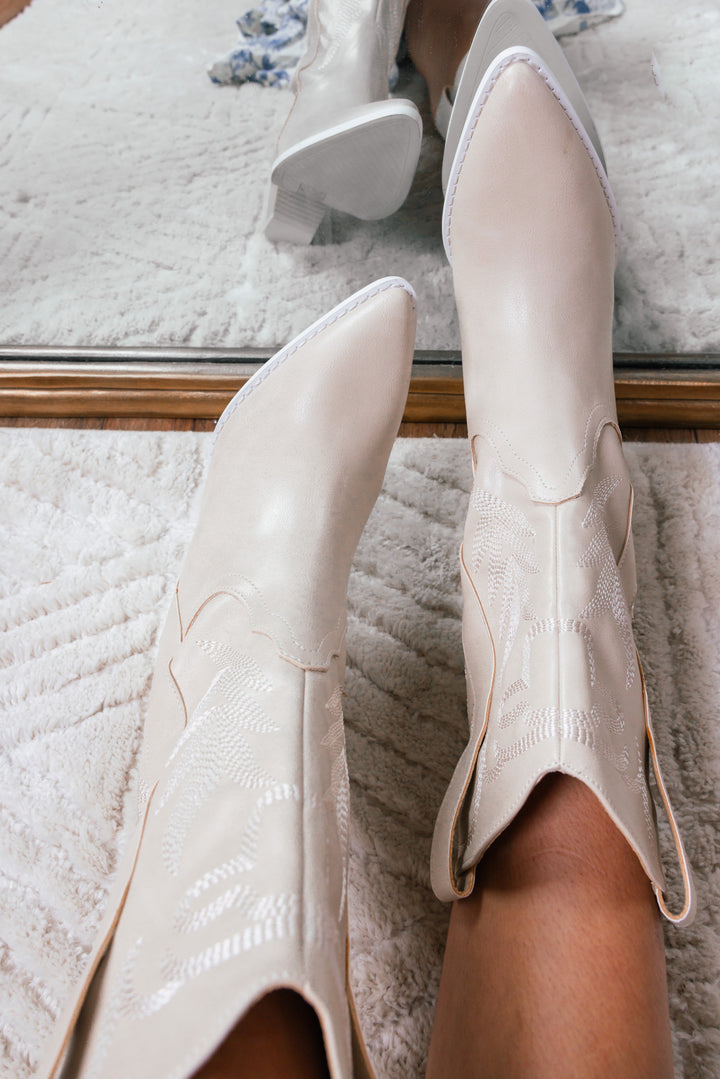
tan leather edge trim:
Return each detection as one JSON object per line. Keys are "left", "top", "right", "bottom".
{"left": 183, "top": 583, "right": 345, "bottom": 672}
{"left": 617, "top": 483, "right": 634, "bottom": 570}
{"left": 443, "top": 544, "right": 496, "bottom": 900}
{"left": 167, "top": 658, "right": 188, "bottom": 729}
{"left": 174, "top": 584, "right": 183, "bottom": 642}
{"left": 639, "top": 660, "right": 697, "bottom": 926}
{"left": 45, "top": 783, "right": 159, "bottom": 1078}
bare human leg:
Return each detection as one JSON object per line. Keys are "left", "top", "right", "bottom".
{"left": 193, "top": 991, "right": 330, "bottom": 1079}
{"left": 404, "top": 0, "right": 492, "bottom": 117}
{"left": 426, "top": 775, "right": 674, "bottom": 1079}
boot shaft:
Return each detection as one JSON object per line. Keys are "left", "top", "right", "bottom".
{"left": 461, "top": 422, "right": 665, "bottom": 890}
{"left": 61, "top": 597, "right": 353, "bottom": 1078}
{"left": 279, "top": 0, "right": 409, "bottom": 152}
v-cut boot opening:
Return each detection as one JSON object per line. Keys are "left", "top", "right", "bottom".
{"left": 191, "top": 989, "right": 331, "bottom": 1079}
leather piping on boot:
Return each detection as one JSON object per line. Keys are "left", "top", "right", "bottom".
{"left": 438, "top": 522, "right": 696, "bottom": 923}
{"left": 167, "top": 659, "right": 188, "bottom": 727}
{"left": 179, "top": 579, "right": 346, "bottom": 673}
{"left": 46, "top": 784, "right": 159, "bottom": 1079}
{"left": 639, "top": 661, "right": 697, "bottom": 926}
{"left": 442, "top": 48, "right": 620, "bottom": 264}
{"left": 214, "top": 277, "right": 416, "bottom": 439}
{"left": 442, "top": 545, "right": 496, "bottom": 900}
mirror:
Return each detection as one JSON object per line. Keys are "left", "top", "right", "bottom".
{"left": 0, "top": 0, "right": 717, "bottom": 401}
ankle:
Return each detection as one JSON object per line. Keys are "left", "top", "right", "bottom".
{"left": 404, "top": 0, "right": 490, "bottom": 115}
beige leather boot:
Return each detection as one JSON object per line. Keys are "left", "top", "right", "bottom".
{"left": 38, "top": 277, "right": 416, "bottom": 1079}
{"left": 265, "top": 0, "right": 422, "bottom": 243}
{"left": 431, "top": 47, "right": 695, "bottom": 925}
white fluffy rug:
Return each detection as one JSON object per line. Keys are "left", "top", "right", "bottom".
{"left": 0, "top": 0, "right": 718, "bottom": 354}
{"left": 1, "top": 429, "right": 719, "bottom": 1079}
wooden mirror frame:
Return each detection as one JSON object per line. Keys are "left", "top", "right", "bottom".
{"left": 0, "top": 349, "right": 719, "bottom": 427}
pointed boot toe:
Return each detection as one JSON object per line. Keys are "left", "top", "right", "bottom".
{"left": 39, "top": 277, "right": 416, "bottom": 1079}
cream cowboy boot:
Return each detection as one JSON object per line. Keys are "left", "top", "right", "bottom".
{"left": 38, "top": 277, "right": 416, "bottom": 1079}
{"left": 266, "top": 0, "right": 422, "bottom": 243}
{"left": 430, "top": 47, "right": 695, "bottom": 924}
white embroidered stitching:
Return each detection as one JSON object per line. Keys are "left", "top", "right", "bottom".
{"left": 466, "top": 468, "right": 646, "bottom": 828}
{"left": 321, "top": 685, "right": 349, "bottom": 921}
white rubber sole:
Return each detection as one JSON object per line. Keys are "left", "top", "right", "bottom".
{"left": 265, "top": 99, "right": 423, "bottom": 244}
{"left": 214, "top": 276, "right": 417, "bottom": 439}
{"left": 441, "top": 0, "right": 606, "bottom": 192}
{"left": 442, "top": 46, "right": 620, "bottom": 264}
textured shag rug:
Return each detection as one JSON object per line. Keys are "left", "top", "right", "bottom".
{"left": 0, "top": 0, "right": 718, "bottom": 354}
{"left": 1, "top": 428, "right": 719, "bottom": 1079}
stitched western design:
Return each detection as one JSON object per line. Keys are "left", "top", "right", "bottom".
{"left": 465, "top": 468, "right": 652, "bottom": 842}
{"left": 81, "top": 788, "right": 304, "bottom": 1078}
{"left": 76, "top": 631, "right": 306, "bottom": 1076}
{"left": 470, "top": 488, "right": 539, "bottom": 678}
{"left": 157, "top": 638, "right": 277, "bottom": 877}
{"left": 321, "top": 685, "right": 350, "bottom": 920}
{"left": 578, "top": 475, "right": 636, "bottom": 690}
{"left": 171, "top": 782, "right": 301, "bottom": 937}
{"left": 482, "top": 705, "right": 630, "bottom": 785}
{"left": 76, "top": 622, "right": 352, "bottom": 1076}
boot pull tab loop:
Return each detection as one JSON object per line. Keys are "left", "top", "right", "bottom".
{"left": 639, "top": 662, "right": 697, "bottom": 926}
{"left": 430, "top": 726, "right": 484, "bottom": 903}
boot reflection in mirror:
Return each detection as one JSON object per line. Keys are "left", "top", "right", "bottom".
{"left": 264, "top": 0, "right": 497, "bottom": 244}
{"left": 404, "top": 0, "right": 493, "bottom": 121}
{"left": 265, "top": 0, "right": 424, "bottom": 243}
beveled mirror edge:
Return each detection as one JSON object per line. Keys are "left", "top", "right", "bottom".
{"left": 0, "top": 351, "right": 719, "bottom": 427}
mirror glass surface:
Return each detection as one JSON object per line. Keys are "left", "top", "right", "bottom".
{"left": 0, "top": 0, "right": 717, "bottom": 365}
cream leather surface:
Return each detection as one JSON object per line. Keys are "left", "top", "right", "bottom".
{"left": 431, "top": 55, "right": 695, "bottom": 923}
{"left": 38, "top": 278, "right": 417, "bottom": 1079}
{"left": 458, "top": 422, "right": 665, "bottom": 886}
{"left": 267, "top": 0, "right": 422, "bottom": 241}
{"left": 276, "top": 0, "right": 410, "bottom": 158}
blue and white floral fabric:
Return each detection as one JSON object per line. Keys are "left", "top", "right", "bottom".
{"left": 534, "top": 0, "right": 624, "bottom": 36}
{"left": 209, "top": 1, "right": 307, "bottom": 87}
{"left": 208, "top": 0, "right": 624, "bottom": 87}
